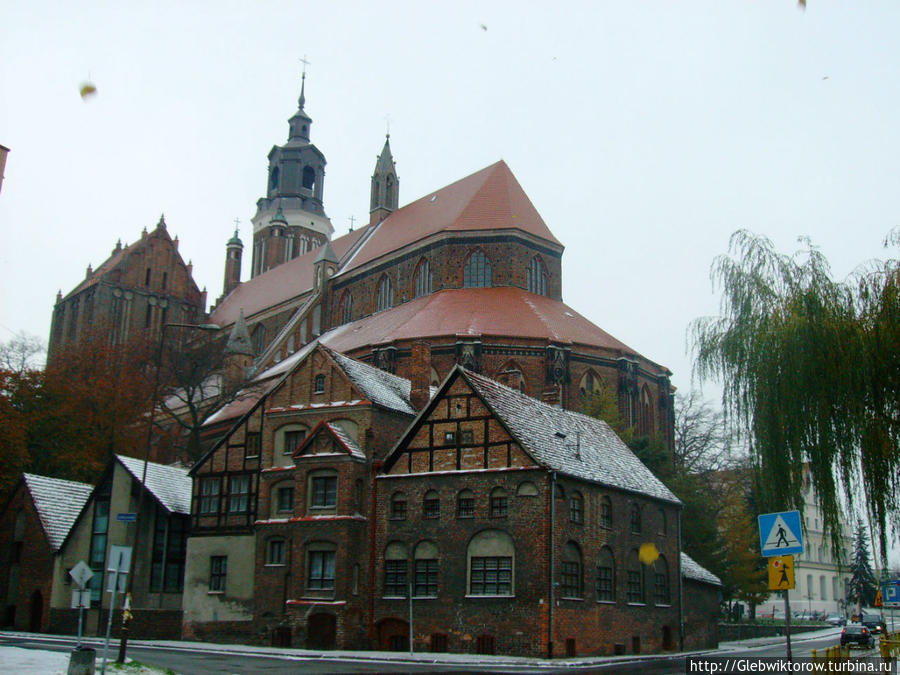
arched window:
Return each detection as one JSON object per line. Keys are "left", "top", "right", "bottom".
{"left": 302, "top": 165, "right": 316, "bottom": 190}
{"left": 375, "top": 275, "right": 394, "bottom": 312}
{"left": 489, "top": 487, "right": 508, "bottom": 518}
{"left": 561, "top": 542, "right": 583, "bottom": 598}
{"left": 638, "top": 386, "right": 654, "bottom": 437}
{"left": 269, "top": 166, "right": 280, "bottom": 191}
{"left": 339, "top": 291, "right": 353, "bottom": 324}
{"left": 570, "top": 492, "right": 584, "bottom": 524}
{"left": 468, "top": 530, "right": 514, "bottom": 596}
{"left": 630, "top": 504, "right": 642, "bottom": 534}
{"left": 654, "top": 555, "right": 670, "bottom": 605}
{"left": 516, "top": 481, "right": 538, "bottom": 497}
{"left": 527, "top": 256, "right": 548, "bottom": 296}
{"left": 423, "top": 490, "right": 440, "bottom": 519}
{"left": 626, "top": 549, "right": 644, "bottom": 603}
{"left": 251, "top": 323, "right": 266, "bottom": 355}
{"left": 597, "top": 546, "right": 616, "bottom": 602}
{"left": 390, "top": 492, "right": 407, "bottom": 520}
{"left": 456, "top": 489, "right": 474, "bottom": 519}
{"left": 600, "top": 496, "right": 612, "bottom": 529}
{"left": 495, "top": 361, "right": 526, "bottom": 393}
{"left": 579, "top": 370, "right": 603, "bottom": 399}
{"left": 464, "top": 250, "right": 492, "bottom": 288}
{"left": 414, "top": 258, "right": 432, "bottom": 298}
{"left": 414, "top": 540, "right": 439, "bottom": 597}
{"left": 384, "top": 541, "right": 408, "bottom": 597}
{"left": 276, "top": 424, "right": 308, "bottom": 456}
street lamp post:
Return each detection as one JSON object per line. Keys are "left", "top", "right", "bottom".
{"left": 115, "top": 322, "right": 218, "bottom": 665}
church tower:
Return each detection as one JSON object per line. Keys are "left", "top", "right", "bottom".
{"left": 250, "top": 71, "right": 333, "bottom": 278}
{"left": 369, "top": 135, "right": 399, "bottom": 225}
{"left": 222, "top": 228, "right": 243, "bottom": 298}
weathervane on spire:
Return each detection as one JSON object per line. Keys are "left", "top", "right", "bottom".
{"left": 298, "top": 55, "right": 310, "bottom": 109}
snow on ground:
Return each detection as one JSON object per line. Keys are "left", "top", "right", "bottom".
{"left": 0, "top": 645, "right": 172, "bottom": 675}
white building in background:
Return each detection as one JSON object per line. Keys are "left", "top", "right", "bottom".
{"left": 763, "top": 465, "right": 853, "bottom": 617}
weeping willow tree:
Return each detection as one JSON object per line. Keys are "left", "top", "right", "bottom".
{"left": 691, "top": 229, "right": 900, "bottom": 564}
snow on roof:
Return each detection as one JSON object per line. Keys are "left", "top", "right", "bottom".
{"left": 23, "top": 474, "right": 93, "bottom": 552}
{"left": 460, "top": 368, "right": 680, "bottom": 504}
{"left": 325, "top": 422, "right": 366, "bottom": 460}
{"left": 325, "top": 346, "right": 416, "bottom": 416}
{"left": 116, "top": 455, "right": 192, "bottom": 515}
{"left": 680, "top": 552, "right": 722, "bottom": 586}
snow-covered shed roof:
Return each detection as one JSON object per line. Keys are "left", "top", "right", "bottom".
{"left": 325, "top": 346, "right": 416, "bottom": 416}
{"left": 22, "top": 474, "right": 93, "bottom": 552}
{"left": 680, "top": 552, "right": 722, "bottom": 586}
{"left": 116, "top": 455, "right": 192, "bottom": 515}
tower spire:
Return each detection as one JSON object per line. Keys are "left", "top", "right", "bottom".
{"left": 298, "top": 55, "right": 310, "bottom": 110}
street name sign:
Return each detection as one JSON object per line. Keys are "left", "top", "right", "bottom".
{"left": 116, "top": 512, "right": 137, "bottom": 522}
{"left": 758, "top": 510, "right": 803, "bottom": 557}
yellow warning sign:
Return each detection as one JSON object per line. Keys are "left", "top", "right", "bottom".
{"left": 768, "top": 555, "right": 795, "bottom": 591}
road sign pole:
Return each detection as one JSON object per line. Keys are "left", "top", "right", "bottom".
{"left": 77, "top": 597, "right": 83, "bottom": 648}
{"left": 784, "top": 591, "right": 792, "bottom": 662}
{"left": 101, "top": 571, "right": 118, "bottom": 675}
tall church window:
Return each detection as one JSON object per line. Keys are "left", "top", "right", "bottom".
{"left": 375, "top": 275, "right": 394, "bottom": 312}
{"left": 527, "top": 256, "right": 548, "bottom": 296}
{"left": 414, "top": 259, "right": 432, "bottom": 298}
{"left": 654, "top": 555, "right": 670, "bottom": 605}
{"left": 302, "top": 166, "right": 316, "bottom": 190}
{"left": 251, "top": 324, "right": 266, "bottom": 355}
{"left": 339, "top": 291, "right": 353, "bottom": 324}
{"left": 638, "top": 386, "right": 654, "bottom": 437}
{"left": 596, "top": 546, "right": 616, "bottom": 602}
{"left": 464, "top": 250, "right": 492, "bottom": 288}
{"left": 386, "top": 175, "right": 394, "bottom": 206}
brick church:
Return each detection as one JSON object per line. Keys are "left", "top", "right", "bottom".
{"left": 36, "top": 74, "right": 720, "bottom": 657}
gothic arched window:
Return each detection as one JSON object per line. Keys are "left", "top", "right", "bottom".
{"left": 464, "top": 250, "right": 492, "bottom": 288}
{"left": 339, "top": 291, "right": 353, "bottom": 324}
{"left": 302, "top": 166, "right": 316, "bottom": 190}
{"left": 527, "top": 256, "right": 548, "bottom": 296}
{"left": 251, "top": 324, "right": 266, "bottom": 355}
{"left": 414, "top": 259, "right": 432, "bottom": 298}
{"left": 375, "top": 275, "right": 394, "bottom": 312}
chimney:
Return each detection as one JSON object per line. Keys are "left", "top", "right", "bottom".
{"left": 410, "top": 341, "right": 431, "bottom": 411}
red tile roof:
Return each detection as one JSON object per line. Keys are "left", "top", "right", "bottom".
{"left": 322, "top": 286, "right": 651, "bottom": 362}
{"left": 210, "top": 225, "right": 371, "bottom": 328}
{"left": 339, "top": 161, "right": 562, "bottom": 274}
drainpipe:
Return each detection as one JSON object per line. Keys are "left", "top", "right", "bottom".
{"left": 548, "top": 470, "right": 557, "bottom": 659}
{"left": 367, "top": 460, "right": 382, "bottom": 646}
{"left": 678, "top": 506, "right": 684, "bottom": 651}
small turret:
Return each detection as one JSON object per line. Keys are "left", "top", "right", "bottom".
{"left": 370, "top": 134, "right": 399, "bottom": 225}
{"left": 313, "top": 241, "right": 339, "bottom": 291}
{"left": 224, "top": 308, "right": 254, "bottom": 390}
{"left": 223, "top": 227, "right": 243, "bottom": 297}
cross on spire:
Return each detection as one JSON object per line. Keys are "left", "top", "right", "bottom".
{"left": 298, "top": 55, "right": 310, "bottom": 109}
{"left": 384, "top": 113, "right": 392, "bottom": 137}
{"left": 349, "top": 215, "right": 356, "bottom": 231}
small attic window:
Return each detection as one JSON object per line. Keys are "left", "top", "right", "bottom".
{"left": 314, "top": 374, "right": 326, "bottom": 394}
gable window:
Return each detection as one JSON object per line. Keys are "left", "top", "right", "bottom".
{"left": 309, "top": 473, "right": 337, "bottom": 509}
{"left": 456, "top": 490, "right": 475, "bottom": 519}
{"left": 597, "top": 546, "right": 615, "bottom": 602}
{"left": 464, "top": 250, "right": 492, "bottom": 288}
{"left": 375, "top": 275, "right": 394, "bottom": 312}
{"left": 384, "top": 541, "right": 408, "bottom": 598}
{"left": 570, "top": 492, "right": 584, "bottom": 524}
{"left": 423, "top": 491, "right": 440, "bottom": 519}
{"left": 277, "top": 486, "right": 294, "bottom": 512}
{"left": 209, "top": 555, "right": 227, "bottom": 592}
{"left": 307, "top": 544, "right": 336, "bottom": 592}
{"left": 228, "top": 475, "right": 251, "bottom": 514}
{"left": 199, "top": 477, "right": 221, "bottom": 515}
{"left": 314, "top": 374, "right": 325, "bottom": 394}
{"left": 267, "top": 539, "right": 286, "bottom": 566}
{"left": 527, "top": 256, "right": 548, "bottom": 296}
{"left": 489, "top": 487, "right": 508, "bottom": 518}
{"left": 245, "top": 432, "right": 261, "bottom": 459}
{"left": 444, "top": 431, "right": 455, "bottom": 444}
{"left": 561, "top": 542, "right": 583, "bottom": 599}
{"left": 414, "top": 259, "right": 432, "bottom": 298}
{"left": 600, "top": 496, "right": 612, "bottom": 529}
{"left": 630, "top": 505, "right": 642, "bottom": 534}
{"left": 468, "top": 530, "right": 514, "bottom": 596}
{"left": 390, "top": 492, "right": 407, "bottom": 520}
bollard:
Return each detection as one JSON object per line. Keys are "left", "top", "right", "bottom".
{"left": 67, "top": 645, "right": 96, "bottom": 675}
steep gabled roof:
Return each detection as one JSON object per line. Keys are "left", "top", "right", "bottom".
{"left": 324, "top": 346, "right": 416, "bottom": 415}
{"left": 116, "top": 455, "right": 192, "bottom": 515}
{"left": 681, "top": 552, "right": 722, "bottom": 586}
{"left": 339, "top": 160, "right": 562, "bottom": 275}
{"left": 22, "top": 474, "right": 93, "bottom": 552}
{"left": 391, "top": 367, "right": 679, "bottom": 504}
{"left": 293, "top": 421, "right": 366, "bottom": 461}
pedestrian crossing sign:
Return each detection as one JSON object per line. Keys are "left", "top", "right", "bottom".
{"left": 758, "top": 510, "right": 803, "bottom": 557}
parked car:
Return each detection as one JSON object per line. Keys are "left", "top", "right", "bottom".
{"left": 825, "top": 613, "right": 846, "bottom": 626}
{"left": 840, "top": 625, "right": 875, "bottom": 649}
{"left": 860, "top": 614, "right": 885, "bottom": 634}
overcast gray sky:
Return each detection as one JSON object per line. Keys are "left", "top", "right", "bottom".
{"left": 2, "top": 0, "right": 899, "bottom": 403}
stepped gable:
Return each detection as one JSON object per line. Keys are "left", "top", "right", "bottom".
{"left": 456, "top": 367, "right": 679, "bottom": 504}
{"left": 210, "top": 225, "right": 371, "bottom": 329}
{"left": 339, "top": 160, "right": 562, "bottom": 275}
{"left": 22, "top": 474, "right": 93, "bottom": 551}
{"left": 681, "top": 552, "right": 722, "bottom": 586}
{"left": 323, "top": 286, "right": 652, "bottom": 361}
{"left": 116, "top": 455, "right": 192, "bottom": 515}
